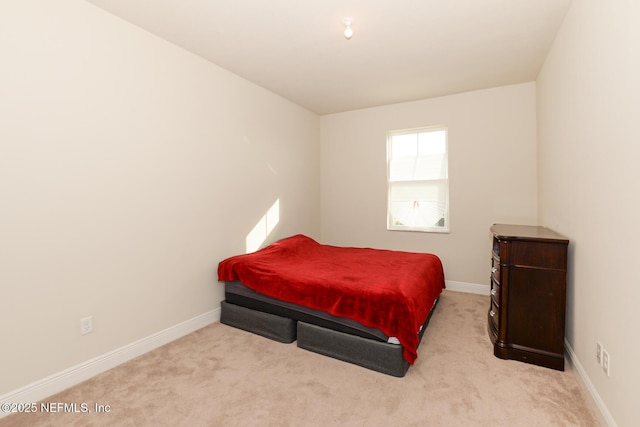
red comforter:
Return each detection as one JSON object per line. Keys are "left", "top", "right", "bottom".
{"left": 217, "top": 235, "right": 445, "bottom": 364}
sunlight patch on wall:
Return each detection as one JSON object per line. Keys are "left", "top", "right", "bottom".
{"left": 245, "top": 199, "right": 280, "bottom": 253}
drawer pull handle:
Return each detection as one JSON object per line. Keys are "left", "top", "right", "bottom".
{"left": 490, "top": 310, "right": 496, "bottom": 317}
{"left": 490, "top": 289, "right": 497, "bottom": 296}
{"left": 492, "top": 267, "right": 497, "bottom": 273}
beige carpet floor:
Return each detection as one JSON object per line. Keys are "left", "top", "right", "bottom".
{"left": 1, "top": 291, "right": 600, "bottom": 426}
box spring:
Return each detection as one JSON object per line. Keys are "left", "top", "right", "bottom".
{"left": 220, "top": 301, "right": 296, "bottom": 343}
{"left": 221, "top": 281, "right": 439, "bottom": 377}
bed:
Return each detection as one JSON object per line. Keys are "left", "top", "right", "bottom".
{"left": 217, "top": 234, "right": 445, "bottom": 377}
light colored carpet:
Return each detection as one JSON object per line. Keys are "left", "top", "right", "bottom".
{"left": 1, "top": 291, "right": 600, "bottom": 426}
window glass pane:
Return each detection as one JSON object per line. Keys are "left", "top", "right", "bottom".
{"left": 390, "top": 133, "right": 417, "bottom": 158}
{"left": 389, "top": 157, "right": 415, "bottom": 180}
{"left": 389, "top": 129, "right": 447, "bottom": 181}
{"left": 414, "top": 154, "right": 447, "bottom": 180}
{"left": 389, "top": 181, "right": 447, "bottom": 228}
{"left": 418, "top": 130, "right": 446, "bottom": 155}
{"left": 391, "top": 154, "right": 447, "bottom": 181}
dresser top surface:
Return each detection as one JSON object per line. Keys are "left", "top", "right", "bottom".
{"left": 491, "top": 224, "right": 569, "bottom": 243}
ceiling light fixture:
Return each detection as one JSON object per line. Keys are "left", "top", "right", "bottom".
{"left": 343, "top": 18, "right": 354, "bottom": 40}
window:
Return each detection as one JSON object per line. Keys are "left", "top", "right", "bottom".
{"left": 387, "top": 127, "right": 449, "bottom": 233}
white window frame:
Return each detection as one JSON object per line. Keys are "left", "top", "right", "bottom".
{"left": 386, "top": 126, "right": 450, "bottom": 233}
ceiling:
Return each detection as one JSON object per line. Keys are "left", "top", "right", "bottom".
{"left": 84, "top": 0, "right": 571, "bottom": 115}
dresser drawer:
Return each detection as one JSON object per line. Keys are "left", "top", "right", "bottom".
{"left": 489, "top": 299, "right": 499, "bottom": 331}
{"left": 490, "top": 279, "right": 500, "bottom": 305}
{"left": 492, "top": 237, "right": 500, "bottom": 259}
{"left": 491, "top": 258, "right": 500, "bottom": 283}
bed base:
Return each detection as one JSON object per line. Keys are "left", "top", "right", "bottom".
{"left": 220, "top": 297, "right": 439, "bottom": 377}
{"left": 220, "top": 301, "right": 296, "bottom": 343}
{"left": 297, "top": 321, "right": 409, "bottom": 377}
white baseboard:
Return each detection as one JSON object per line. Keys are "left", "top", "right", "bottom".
{"left": 564, "top": 339, "right": 617, "bottom": 427}
{"left": 0, "top": 308, "right": 220, "bottom": 419}
{"left": 445, "top": 280, "right": 490, "bottom": 295}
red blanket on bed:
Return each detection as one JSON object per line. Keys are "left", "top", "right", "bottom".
{"left": 217, "top": 235, "right": 445, "bottom": 364}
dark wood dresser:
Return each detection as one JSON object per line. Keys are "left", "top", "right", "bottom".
{"left": 488, "top": 224, "right": 569, "bottom": 370}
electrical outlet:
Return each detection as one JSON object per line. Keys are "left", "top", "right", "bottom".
{"left": 596, "top": 342, "right": 603, "bottom": 366}
{"left": 80, "top": 316, "right": 93, "bottom": 335}
{"left": 602, "top": 349, "right": 610, "bottom": 376}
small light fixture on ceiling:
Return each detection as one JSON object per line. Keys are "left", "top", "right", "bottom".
{"left": 343, "top": 18, "right": 354, "bottom": 40}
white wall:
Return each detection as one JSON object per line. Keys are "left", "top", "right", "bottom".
{"left": 320, "top": 83, "right": 538, "bottom": 285}
{"left": 537, "top": 1, "right": 640, "bottom": 425}
{"left": 0, "top": 0, "right": 320, "bottom": 394}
